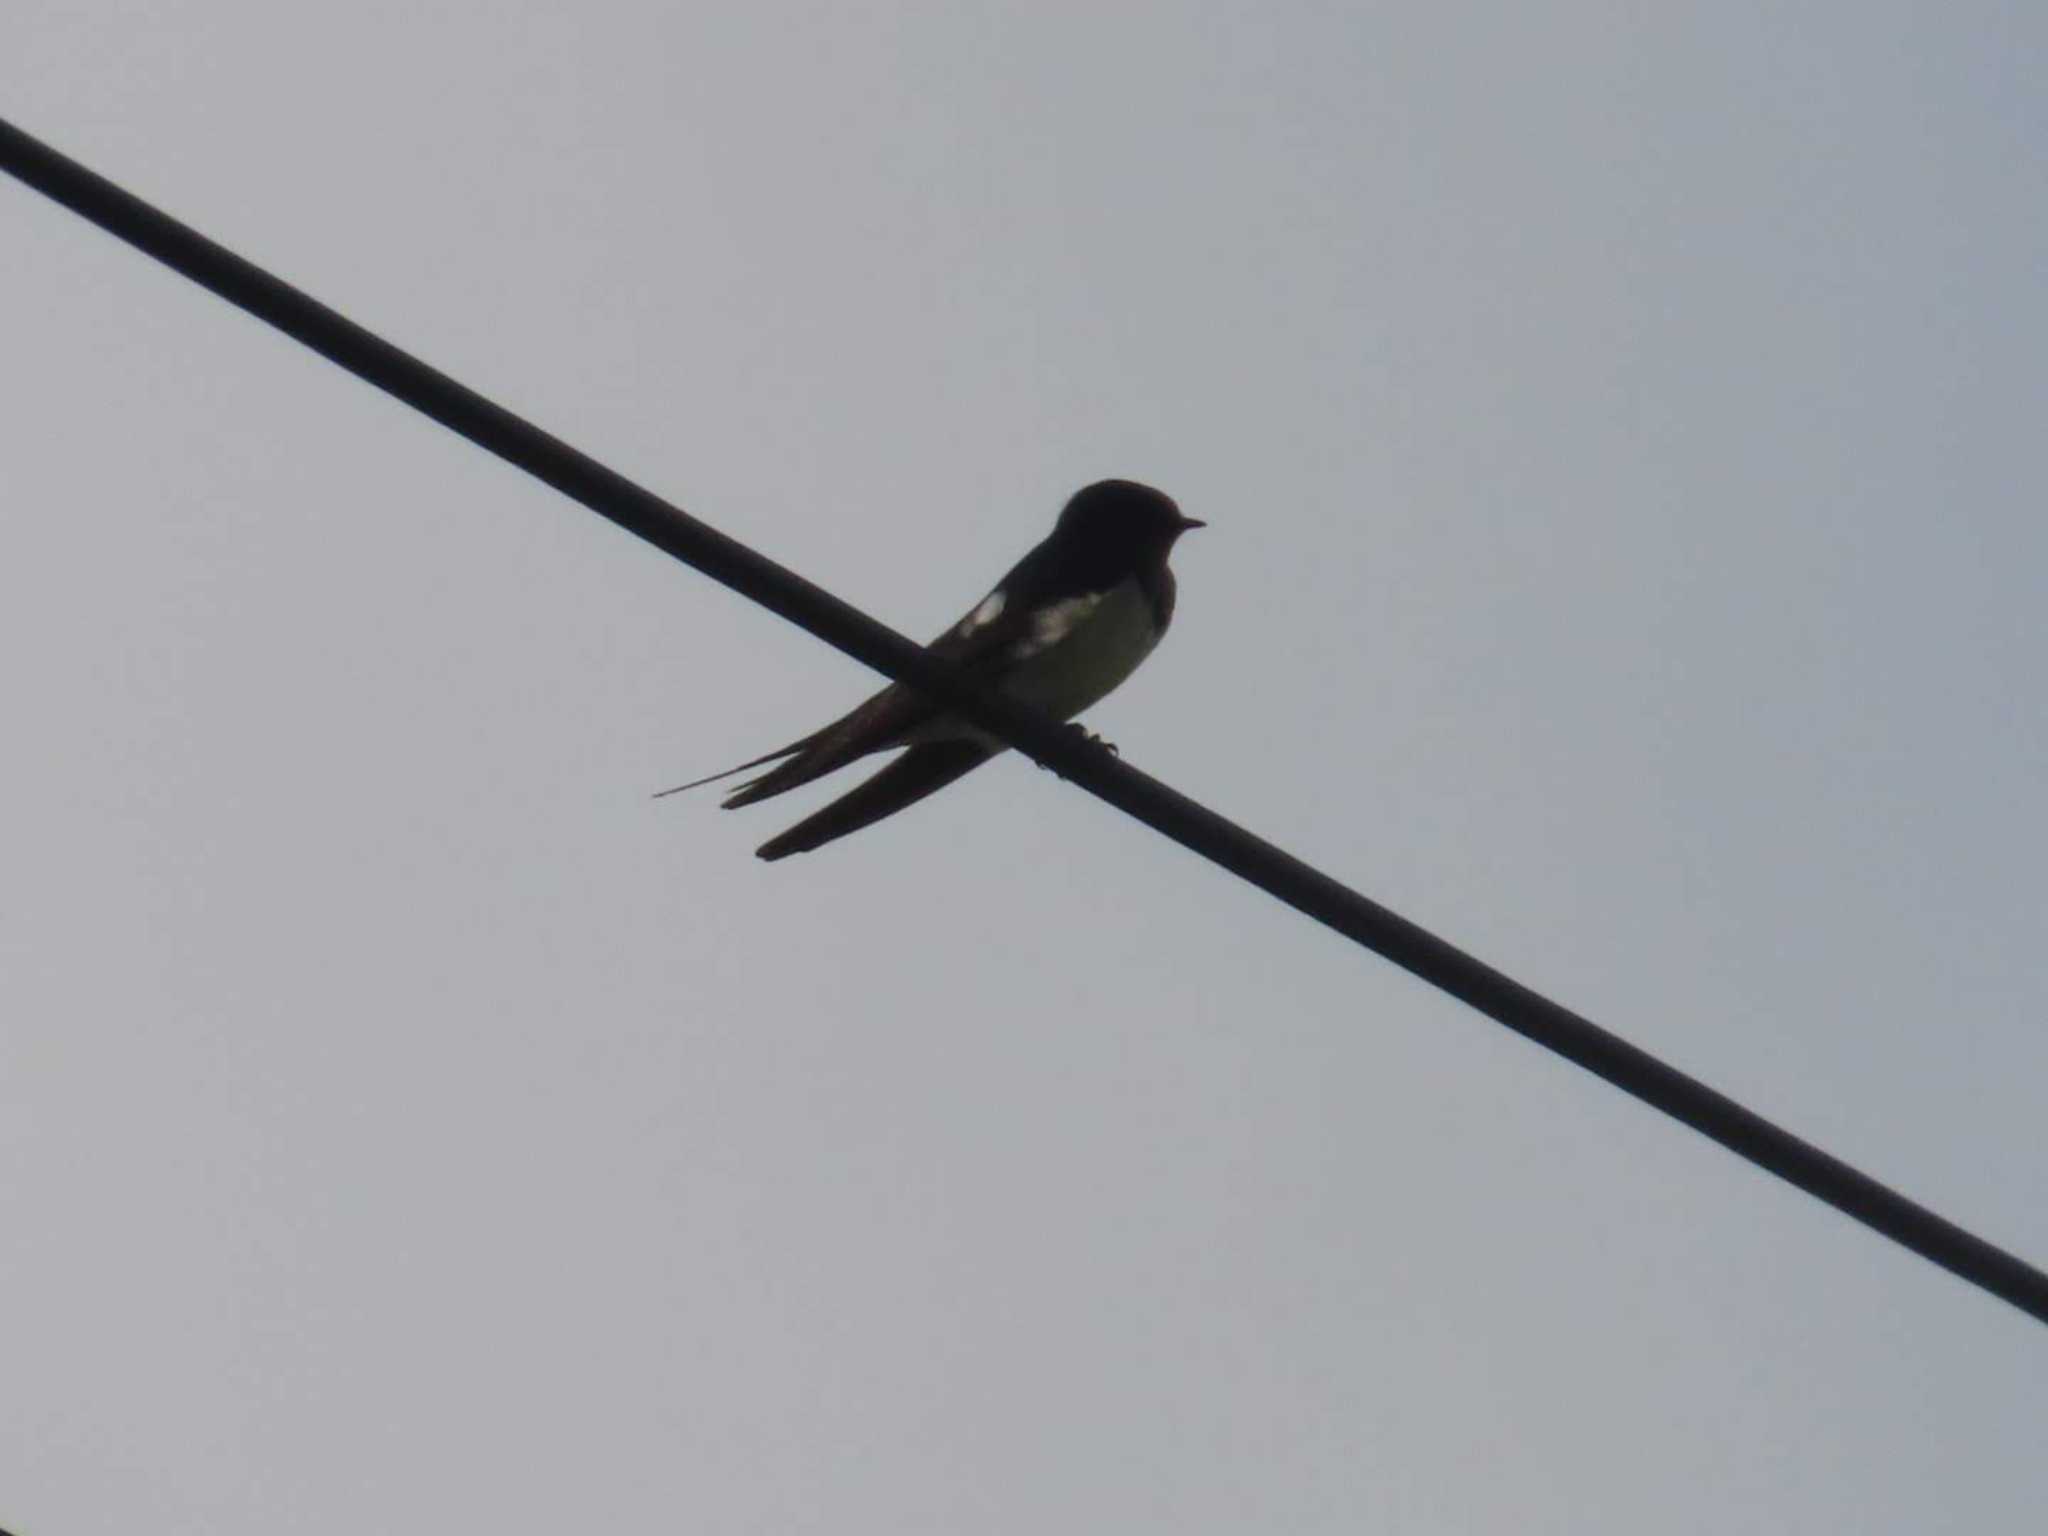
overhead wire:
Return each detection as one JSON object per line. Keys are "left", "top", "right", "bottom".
{"left": 5, "top": 116, "right": 2042, "bottom": 1327}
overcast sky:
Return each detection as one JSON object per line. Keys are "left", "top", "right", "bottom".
{"left": 5, "top": 3, "right": 2045, "bottom": 1532}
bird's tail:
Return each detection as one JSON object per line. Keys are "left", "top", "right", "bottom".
{"left": 756, "top": 740, "right": 993, "bottom": 860}
{"left": 651, "top": 737, "right": 813, "bottom": 799}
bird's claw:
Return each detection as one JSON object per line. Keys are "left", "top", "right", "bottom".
{"left": 1038, "top": 724, "right": 1119, "bottom": 775}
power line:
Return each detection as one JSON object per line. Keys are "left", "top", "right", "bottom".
{"left": 5, "top": 115, "right": 2042, "bottom": 1328}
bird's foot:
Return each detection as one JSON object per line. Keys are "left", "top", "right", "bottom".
{"left": 1038, "top": 724, "right": 1119, "bottom": 775}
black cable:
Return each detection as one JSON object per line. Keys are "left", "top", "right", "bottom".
{"left": 6, "top": 115, "right": 2042, "bottom": 1327}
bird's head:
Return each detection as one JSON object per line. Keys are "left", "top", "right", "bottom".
{"left": 1054, "top": 480, "right": 1204, "bottom": 559}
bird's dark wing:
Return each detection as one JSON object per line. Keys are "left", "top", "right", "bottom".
{"left": 754, "top": 739, "right": 996, "bottom": 861}
{"left": 658, "top": 543, "right": 1057, "bottom": 808}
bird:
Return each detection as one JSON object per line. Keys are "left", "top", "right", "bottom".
{"left": 657, "top": 479, "right": 1203, "bottom": 860}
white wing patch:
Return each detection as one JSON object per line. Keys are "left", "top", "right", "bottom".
{"left": 962, "top": 590, "right": 1007, "bottom": 634}
{"left": 1014, "top": 592, "right": 1105, "bottom": 659}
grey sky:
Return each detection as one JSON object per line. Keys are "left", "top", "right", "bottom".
{"left": 5, "top": 3, "right": 2045, "bottom": 1531}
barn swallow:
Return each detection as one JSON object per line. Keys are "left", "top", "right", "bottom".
{"left": 657, "top": 479, "right": 1201, "bottom": 860}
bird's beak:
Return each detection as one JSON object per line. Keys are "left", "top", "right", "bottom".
{"left": 1177, "top": 515, "right": 1206, "bottom": 532}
